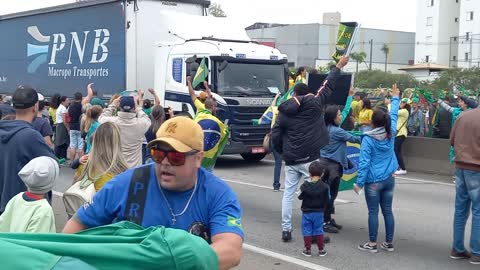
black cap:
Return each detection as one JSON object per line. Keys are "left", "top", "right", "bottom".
{"left": 12, "top": 85, "right": 38, "bottom": 109}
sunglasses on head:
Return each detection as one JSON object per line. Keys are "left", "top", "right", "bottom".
{"left": 150, "top": 148, "right": 198, "bottom": 166}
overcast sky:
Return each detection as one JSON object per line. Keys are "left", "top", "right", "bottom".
{"left": 0, "top": 0, "right": 417, "bottom": 32}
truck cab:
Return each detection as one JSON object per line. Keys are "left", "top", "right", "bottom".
{"left": 154, "top": 38, "right": 288, "bottom": 161}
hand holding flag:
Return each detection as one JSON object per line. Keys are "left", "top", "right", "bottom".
{"left": 192, "top": 58, "right": 209, "bottom": 88}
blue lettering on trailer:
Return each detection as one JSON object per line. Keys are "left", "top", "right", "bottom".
{"left": 0, "top": 2, "right": 126, "bottom": 97}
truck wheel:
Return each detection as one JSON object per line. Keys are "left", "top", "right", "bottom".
{"left": 241, "top": 153, "right": 266, "bottom": 162}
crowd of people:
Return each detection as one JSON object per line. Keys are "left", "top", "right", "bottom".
{"left": 0, "top": 83, "right": 241, "bottom": 269}
{"left": 0, "top": 54, "right": 479, "bottom": 267}
{"left": 270, "top": 58, "right": 479, "bottom": 264}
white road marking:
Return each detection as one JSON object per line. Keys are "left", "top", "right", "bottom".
{"left": 243, "top": 243, "right": 334, "bottom": 270}
{"left": 395, "top": 176, "right": 455, "bottom": 187}
{"left": 223, "top": 179, "right": 351, "bottom": 204}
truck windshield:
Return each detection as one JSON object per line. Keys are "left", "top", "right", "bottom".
{"left": 215, "top": 62, "right": 285, "bottom": 97}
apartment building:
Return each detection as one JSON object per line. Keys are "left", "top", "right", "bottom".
{"left": 416, "top": 0, "right": 480, "bottom": 68}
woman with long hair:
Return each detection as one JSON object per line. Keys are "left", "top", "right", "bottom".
{"left": 81, "top": 105, "right": 103, "bottom": 154}
{"left": 358, "top": 97, "right": 373, "bottom": 132}
{"left": 48, "top": 93, "right": 61, "bottom": 136}
{"left": 320, "top": 103, "right": 361, "bottom": 233}
{"left": 354, "top": 84, "right": 401, "bottom": 253}
{"left": 294, "top": 67, "right": 307, "bottom": 84}
{"left": 75, "top": 122, "right": 128, "bottom": 191}
{"left": 394, "top": 98, "right": 410, "bottom": 175}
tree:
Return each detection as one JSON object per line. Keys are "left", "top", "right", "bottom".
{"left": 350, "top": 52, "right": 367, "bottom": 73}
{"left": 381, "top": 44, "right": 390, "bottom": 72}
{"left": 208, "top": 2, "right": 227, "bottom": 17}
{"left": 355, "top": 70, "right": 417, "bottom": 90}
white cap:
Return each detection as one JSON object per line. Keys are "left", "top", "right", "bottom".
{"left": 18, "top": 156, "right": 59, "bottom": 194}
{"left": 37, "top": 93, "right": 45, "bottom": 101}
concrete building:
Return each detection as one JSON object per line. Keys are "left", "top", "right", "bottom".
{"left": 416, "top": 0, "right": 480, "bottom": 68}
{"left": 246, "top": 22, "right": 415, "bottom": 74}
{"left": 415, "top": 0, "right": 459, "bottom": 66}
{"left": 454, "top": 0, "right": 480, "bottom": 67}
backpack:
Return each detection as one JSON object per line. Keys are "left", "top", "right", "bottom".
{"left": 62, "top": 174, "right": 96, "bottom": 219}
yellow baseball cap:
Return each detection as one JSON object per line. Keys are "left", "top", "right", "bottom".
{"left": 198, "top": 91, "right": 208, "bottom": 100}
{"left": 147, "top": 117, "right": 204, "bottom": 152}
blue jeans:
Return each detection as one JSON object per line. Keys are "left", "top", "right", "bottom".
{"left": 271, "top": 141, "right": 282, "bottom": 189}
{"left": 282, "top": 162, "right": 311, "bottom": 231}
{"left": 302, "top": 212, "right": 324, "bottom": 236}
{"left": 364, "top": 176, "right": 395, "bottom": 243}
{"left": 453, "top": 169, "right": 480, "bottom": 256}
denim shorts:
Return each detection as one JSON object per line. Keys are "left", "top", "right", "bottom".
{"left": 69, "top": 130, "right": 84, "bottom": 150}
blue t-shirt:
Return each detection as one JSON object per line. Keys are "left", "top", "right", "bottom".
{"left": 77, "top": 165, "right": 244, "bottom": 241}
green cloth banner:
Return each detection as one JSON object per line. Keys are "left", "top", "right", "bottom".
{"left": 332, "top": 22, "right": 360, "bottom": 63}
{"left": 0, "top": 221, "right": 218, "bottom": 270}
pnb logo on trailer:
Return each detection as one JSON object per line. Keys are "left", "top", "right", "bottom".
{"left": 26, "top": 26, "right": 110, "bottom": 78}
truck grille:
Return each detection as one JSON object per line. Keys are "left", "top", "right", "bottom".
{"left": 229, "top": 106, "right": 268, "bottom": 125}
{"left": 230, "top": 124, "right": 270, "bottom": 146}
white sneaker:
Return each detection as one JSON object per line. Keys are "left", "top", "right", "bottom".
{"left": 395, "top": 170, "right": 407, "bottom": 175}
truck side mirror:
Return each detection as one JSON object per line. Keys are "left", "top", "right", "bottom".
{"left": 185, "top": 55, "right": 198, "bottom": 64}
{"left": 218, "top": 60, "right": 228, "bottom": 73}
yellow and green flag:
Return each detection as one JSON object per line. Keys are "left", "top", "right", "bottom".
{"left": 192, "top": 58, "right": 209, "bottom": 88}
{"left": 194, "top": 110, "right": 229, "bottom": 169}
{"left": 340, "top": 135, "right": 362, "bottom": 191}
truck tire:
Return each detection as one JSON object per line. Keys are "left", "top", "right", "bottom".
{"left": 240, "top": 153, "right": 266, "bottom": 162}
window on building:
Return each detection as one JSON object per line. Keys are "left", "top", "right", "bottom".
{"left": 467, "top": 12, "right": 474, "bottom": 21}
{"left": 425, "top": 55, "right": 430, "bottom": 62}
{"left": 466, "top": 32, "right": 471, "bottom": 40}
{"left": 455, "top": 17, "right": 459, "bottom": 22}
{"left": 427, "top": 0, "right": 434, "bottom": 7}
{"left": 453, "top": 56, "right": 457, "bottom": 61}
{"left": 426, "top": 36, "right": 433, "bottom": 44}
{"left": 426, "top": 17, "right": 433, "bottom": 26}
{"left": 465, "top": 52, "right": 470, "bottom": 61}
{"left": 453, "top": 37, "right": 458, "bottom": 42}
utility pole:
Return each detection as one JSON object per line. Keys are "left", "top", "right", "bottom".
{"left": 369, "top": 39, "right": 373, "bottom": 70}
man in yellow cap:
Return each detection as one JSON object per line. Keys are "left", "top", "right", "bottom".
{"left": 63, "top": 116, "right": 244, "bottom": 270}
{"left": 187, "top": 76, "right": 211, "bottom": 112}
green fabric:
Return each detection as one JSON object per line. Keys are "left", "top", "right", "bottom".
{"left": 193, "top": 58, "right": 209, "bottom": 88}
{"left": 417, "top": 88, "right": 435, "bottom": 104}
{"left": 0, "top": 221, "right": 218, "bottom": 270}
{"left": 143, "top": 107, "right": 152, "bottom": 116}
{"left": 340, "top": 96, "right": 353, "bottom": 126}
{"left": 53, "top": 257, "right": 98, "bottom": 270}
{"left": 449, "top": 107, "right": 463, "bottom": 163}
{"left": 0, "top": 239, "right": 61, "bottom": 270}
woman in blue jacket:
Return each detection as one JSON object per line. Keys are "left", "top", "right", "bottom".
{"left": 354, "top": 84, "right": 400, "bottom": 253}
{"left": 320, "top": 89, "right": 361, "bottom": 233}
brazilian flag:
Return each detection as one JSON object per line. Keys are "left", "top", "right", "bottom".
{"left": 255, "top": 83, "right": 296, "bottom": 125}
{"left": 340, "top": 131, "right": 362, "bottom": 191}
{"left": 192, "top": 58, "right": 209, "bottom": 88}
{"left": 194, "top": 110, "right": 229, "bottom": 170}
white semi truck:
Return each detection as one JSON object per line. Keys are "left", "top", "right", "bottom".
{"left": 154, "top": 12, "right": 289, "bottom": 161}
{"left": 0, "top": 0, "right": 289, "bottom": 161}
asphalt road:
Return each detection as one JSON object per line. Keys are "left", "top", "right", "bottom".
{"left": 52, "top": 156, "right": 477, "bottom": 270}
